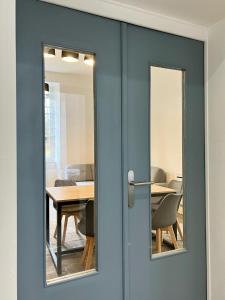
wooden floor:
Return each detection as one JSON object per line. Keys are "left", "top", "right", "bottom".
{"left": 46, "top": 205, "right": 183, "bottom": 281}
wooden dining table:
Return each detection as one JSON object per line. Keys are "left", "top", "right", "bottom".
{"left": 46, "top": 183, "right": 176, "bottom": 275}
{"left": 151, "top": 184, "right": 176, "bottom": 197}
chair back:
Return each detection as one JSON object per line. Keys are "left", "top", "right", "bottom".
{"left": 54, "top": 179, "right": 76, "bottom": 187}
{"left": 152, "top": 193, "right": 182, "bottom": 229}
{"left": 168, "top": 179, "right": 183, "bottom": 194}
{"left": 151, "top": 166, "right": 166, "bottom": 183}
{"left": 66, "top": 164, "right": 94, "bottom": 181}
{"left": 78, "top": 201, "right": 94, "bottom": 237}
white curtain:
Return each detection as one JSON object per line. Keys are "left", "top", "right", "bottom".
{"left": 56, "top": 93, "right": 67, "bottom": 178}
{"left": 45, "top": 82, "right": 68, "bottom": 186}
{"left": 46, "top": 87, "right": 90, "bottom": 186}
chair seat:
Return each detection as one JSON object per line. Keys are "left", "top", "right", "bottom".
{"left": 53, "top": 202, "right": 86, "bottom": 213}
{"left": 61, "top": 204, "right": 86, "bottom": 213}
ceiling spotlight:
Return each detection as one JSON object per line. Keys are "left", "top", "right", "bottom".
{"left": 62, "top": 50, "right": 79, "bottom": 63}
{"left": 45, "top": 83, "right": 49, "bottom": 95}
{"left": 44, "top": 48, "right": 56, "bottom": 58}
{"left": 84, "top": 55, "right": 95, "bottom": 66}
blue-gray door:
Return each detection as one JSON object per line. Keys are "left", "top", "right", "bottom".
{"left": 17, "top": 1, "right": 206, "bottom": 300}
{"left": 124, "top": 23, "right": 206, "bottom": 300}
{"left": 17, "top": 1, "right": 123, "bottom": 300}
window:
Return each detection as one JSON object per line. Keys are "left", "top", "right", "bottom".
{"left": 44, "top": 46, "right": 96, "bottom": 284}
{"left": 45, "top": 84, "right": 57, "bottom": 163}
{"left": 150, "top": 66, "right": 185, "bottom": 257}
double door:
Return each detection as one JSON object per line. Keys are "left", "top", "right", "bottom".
{"left": 17, "top": 1, "right": 206, "bottom": 300}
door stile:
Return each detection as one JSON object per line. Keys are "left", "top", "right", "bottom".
{"left": 121, "top": 22, "right": 130, "bottom": 300}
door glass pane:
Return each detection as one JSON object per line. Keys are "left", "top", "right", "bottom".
{"left": 150, "top": 66, "right": 185, "bottom": 257}
{"left": 44, "top": 46, "right": 96, "bottom": 284}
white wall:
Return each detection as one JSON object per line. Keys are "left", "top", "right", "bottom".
{"left": 45, "top": 72, "right": 94, "bottom": 185}
{"left": 151, "top": 67, "right": 183, "bottom": 182}
{"left": 207, "top": 17, "right": 225, "bottom": 300}
{"left": 46, "top": 72, "right": 94, "bottom": 163}
{"left": 0, "top": 1, "right": 17, "bottom": 300}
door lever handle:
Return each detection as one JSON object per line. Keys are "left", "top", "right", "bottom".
{"left": 128, "top": 170, "right": 153, "bottom": 208}
{"left": 129, "top": 181, "right": 153, "bottom": 187}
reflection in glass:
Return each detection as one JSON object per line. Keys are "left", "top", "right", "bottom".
{"left": 150, "top": 66, "right": 184, "bottom": 256}
{"left": 44, "top": 46, "right": 96, "bottom": 284}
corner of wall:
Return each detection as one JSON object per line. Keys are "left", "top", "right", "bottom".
{"left": 207, "top": 16, "right": 225, "bottom": 300}
{"left": 0, "top": 1, "right": 17, "bottom": 299}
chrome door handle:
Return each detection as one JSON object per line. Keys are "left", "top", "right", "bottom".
{"left": 129, "top": 181, "right": 153, "bottom": 187}
{"left": 128, "top": 170, "right": 153, "bottom": 208}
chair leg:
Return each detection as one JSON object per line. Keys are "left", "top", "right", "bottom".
{"left": 62, "top": 215, "right": 69, "bottom": 245}
{"left": 161, "top": 230, "right": 163, "bottom": 243}
{"left": 84, "top": 237, "right": 95, "bottom": 270}
{"left": 156, "top": 228, "right": 162, "bottom": 253}
{"left": 74, "top": 214, "right": 79, "bottom": 234}
{"left": 168, "top": 226, "right": 178, "bottom": 249}
{"left": 177, "top": 218, "right": 183, "bottom": 240}
{"left": 54, "top": 226, "right": 57, "bottom": 239}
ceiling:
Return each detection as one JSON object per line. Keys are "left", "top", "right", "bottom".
{"left": 110, "top": 0, "right": 225, "bottom": 26}
{"left": 45, "top": 49, "right": 93, "bottom": 75}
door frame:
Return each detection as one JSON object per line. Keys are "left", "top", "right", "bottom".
{"left": 13, "top": 2, "right": 209, "bottom": 300}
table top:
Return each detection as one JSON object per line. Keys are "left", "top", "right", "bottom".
{"left": 151, "top": 184, "right": 176, "bottom": 195}
{"left": 46, "top": 185, "right": 95, "bottom": 203}
{"left": 46, "top": 183, "right": 175, "bottom": 203}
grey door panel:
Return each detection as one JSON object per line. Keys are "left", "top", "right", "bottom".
{"left": 17, "top": 1, "right": 123, "bottom": 299}
{"left": 125, "top": 24, "right": 206, "bottom": 300}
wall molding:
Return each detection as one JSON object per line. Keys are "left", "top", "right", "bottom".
{"left": 41, "top": 0, "right": 207, "bottom": 41}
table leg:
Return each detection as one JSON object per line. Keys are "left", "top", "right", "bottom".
{"left": 46, "top": 193, "right": 50, "bottom": 245}
{"left": 56, "top": 203, "right": 62, "bottom": 275}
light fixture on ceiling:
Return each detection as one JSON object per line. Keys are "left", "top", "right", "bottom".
{"left": 44, "top": 48, "right": 56, "bottom": 58}
{"left": 61, "top": 50, "right": 79, "bottom": 63}
{"left": 45, "top": 83, "right": 49, "bottom": 95}
{"left": 84, "top": 54, "right": 95, "bottom": 66}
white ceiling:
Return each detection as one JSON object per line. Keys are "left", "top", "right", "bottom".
{"left": 45, "top": 49, "right": 93, "bottom": 75}
{"left": 114, "top": 0, "right": 225, "bottom": 26}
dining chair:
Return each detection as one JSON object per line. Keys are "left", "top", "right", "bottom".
{"left": 151, "top": 166, "right": 166, "bottom": 183}
{"left": 65, "top": 164, "right": 94, "bottom": 182}
{"left": 152, "top": 193, "right": 182, "bottom": 253}
{"left": 168, "top": 180, "right": 183, "bottom": 239}
{"left": 152, "top": 179, "right": 183, "bottom": 240}
{"left": 54, "top": 179, "right": 86, "bottom": 245}
{"left": 78, "top": 200, "right": 95, "bottom": 270}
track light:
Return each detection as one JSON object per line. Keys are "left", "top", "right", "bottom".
{"left": 84, "top": 55, "right": 94, "bottom": 66}
{"left": 44, "top": 48, "right": 56, "bottom": 58}
{"left": 45, "top": 83, "right": 49, "bottom": 95}
{"left": 61, "top": 50, "right": 79, "bottom": 63}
